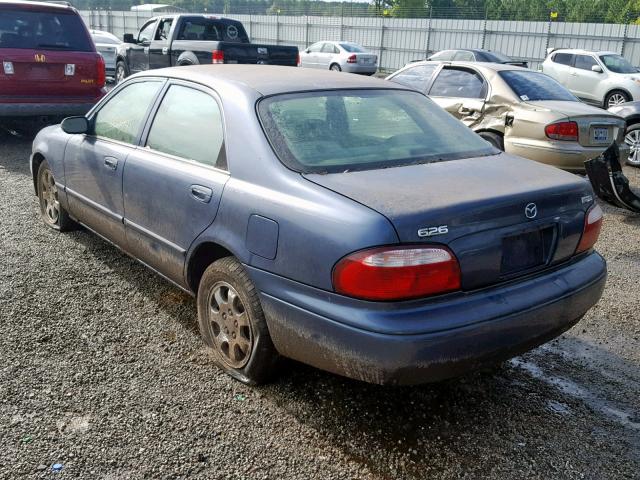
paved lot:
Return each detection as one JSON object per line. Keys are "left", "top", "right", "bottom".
{"left": 1, "top": 127, "right": 639, "bottom": 479}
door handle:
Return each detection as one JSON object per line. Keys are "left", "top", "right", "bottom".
{"left": 190, "top": 185, "right": 213, "bottom": 203}
{"left": 162, "top": 47, "right": 168, "bottom": 55}
{"left": 104, "top": 157, "right": 118, "bottom": 170}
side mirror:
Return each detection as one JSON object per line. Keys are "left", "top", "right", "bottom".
{"left": 61, "top": 116, "right": 89, "bottom": 135}
{"left": 123, "top": 33, "right": 135, "bottom": 43}
{"left": 305, "top": 48, "right": 310, "bottom": 54}
{"left": 592, "top": 65, "right": 603, "bottom": 73}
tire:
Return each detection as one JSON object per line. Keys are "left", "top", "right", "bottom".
{"left": 37, "top": 160, "right": 75, "bottom": 231}
{"left": 478, "top": 131, "right": 504, "bottom": 151}
{"left": 197, "top": 256, "right": 279, "bottom": 385}
{"left": 330, "top": 63, "right": 342, "bottom": 72}
{"left": 605, "top": 90, "right": 630, "bottom": 108}
{"left": 624, "top": 123, "right": 640, "bottom": 167}
{"left": 115, "top": 60, "right": 128, "bottom": 84}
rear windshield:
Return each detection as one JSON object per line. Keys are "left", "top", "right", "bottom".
{"left": 176, "top": 18, "right": 248, "bottom": 43}
{"left": 483, "top": 51, "right": 512, "bottom": 63}
{"left": 92, "top": 33, "right": 120, "bottom": 45}
{"left": 0, "top": 9, "right": 92, "bottom": 51}
{"left": 599, "top": 54, "right": 638, "bottom": 74}
{"left": 340, "top": 43, "right": 366, "bottom": 53}
{"left": 258, "top": 89, "right": 496, "bottom": 174}
{"left": 499, "top": 70, "right": 577, "bottom": 102}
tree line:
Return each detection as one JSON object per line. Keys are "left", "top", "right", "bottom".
{"left": 73, "top": 0, "right": 640, "bottom": 23}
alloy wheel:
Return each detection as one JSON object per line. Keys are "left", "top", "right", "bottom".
{"left": 608, "top": 93, "right": 627, "bottom": 107}
{"left": 39, "top": 169, "right": 60, "bottom": 225}
{"left": 625, "top": 129, "right": 640, "bottom": 166}
{"left": 207, "top": 281, "right": 253, "bottom": 369}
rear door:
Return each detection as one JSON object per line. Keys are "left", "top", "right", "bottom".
{"left": 567, "top": 54, "right": 602, "bottom": 103}
{"left": 149, "top": 17, "right": 174, "bottom": 69}
{"left": 64, "top": 79, "right": 164, "bottom": 247}
{"left": 0, "top": 6, "right": 102, "bottom": 100}
{"left": 128, "top": 19, "right": 156, "bottom": 73}
{"left": 427, "top": 66, "right": 488, "bottom": 126}
{"left": 123, "top": 81, "right": 229, "bottom": 285}
{"left": 547, "top": 52, "right": 574, "bottom": 87}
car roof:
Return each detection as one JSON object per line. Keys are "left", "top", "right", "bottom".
{"left": 0, "top": 0, "right": 75, "bottom": 11}
{"left": 134, "top": 65, "right": 407, "bottom": 96}
{"left": 407, "top": 60, "right": 528, "bottom": 73}
{"left": 552, "top": 49, "right": 618, "bottom": 56}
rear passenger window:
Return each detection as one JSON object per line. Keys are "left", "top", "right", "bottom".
{"left": 429, "top": 68, "right": 486, "bottom": 98}
{"left": 574, "top": 55, "right": 598, "bottom": 71}
{"left": 321, "top": 43, "right": 336, "bottom": 53}
{"left": 430, "top": 50, "right": 454, "bottom": 61}
{"left": 389, "top": 64, "right": 437, "bottom": 92}
{"left": 93, "top": 81, "right": 162, "bottom": 144}
{"left": 552, "top": 53, "right": 574, "bottom": 66}
{"left": 146, "top": 85, "right": 225, "bottom": 168}
{"left": 453, "top": 51, "right": 475, "bottom": 61}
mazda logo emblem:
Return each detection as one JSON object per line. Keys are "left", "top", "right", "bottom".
{"left": 525, "top": 203, "right": 537, "bottom": 219}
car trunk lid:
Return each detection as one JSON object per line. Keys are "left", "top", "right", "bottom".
{"left": 526, "top": 100, "right": 625, "bottom": 147}
{"left": 305, "top": 153, "right": 593, "bottom": 290}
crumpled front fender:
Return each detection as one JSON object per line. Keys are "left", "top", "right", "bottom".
{"left": 584, "top": 143, "right": 640, "bottom": 213}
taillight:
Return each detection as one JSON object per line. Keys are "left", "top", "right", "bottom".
{"left": 576, "top": 203, "right": 603, "bottom": 253}
{"left": 212, "top": 50, "right": 224, "bottom": 64}
{"left": 96, "top": 55, "right": 105, "bottom": 88}
{"left": 332, "top": 245, "right": 461, "bottom": 301}
{"left": 296, "top": 53, "right": 300, "bottom": 66}
{"left": 545, "top": 121, "right": 579, "bottom": 141}
{"left": 347, "top": 54, "right": 357, "bottom": 64}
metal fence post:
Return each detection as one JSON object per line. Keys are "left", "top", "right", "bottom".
{"left": 621, "top": 17, "right": 630, "bottom": 56}
{"left": 276, "top": 11, "right": 280, "bottom": 45}
{"left": 544, "top": 13, "right": 553, "bottom": 55}
{"left": 481, "top": 7, "right": 488, "bottom": 50}
{"left": 340, "top": 3, "right": 344, "bottom": 40}
{"left": 379, "top": 19, "right": 386, "bottom": 72}
{"left": 425, "top": 5, "right": 432, "bottom": 58}
{"left": 305, "top": 15, "right": 310, "bottom": 47}
{"left": 248, "top": 13, "right": 252, "bottom": 40}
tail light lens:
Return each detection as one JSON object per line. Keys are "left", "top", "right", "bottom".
{"left": 576, "top": 203, "right": 603, "bottom": 253}
{"left": 212, "top": 50, "right": 224, "bottom": 64}
{"left": 296, "top": 53, "right": 300, "bottom": 66}
{"left": 96, "top": 55, "right": 105, "bottom": 88}
{"left": 545, "top": 121, "right": 579, "bottom": 141}
{"left": 332, "top": 246, "right": 461, "bottom": 301}
{"left": 347, "top": 54, "right": 357, "bottom": 64}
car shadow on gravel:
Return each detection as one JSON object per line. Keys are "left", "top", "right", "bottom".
{"left": 0, "top": 127, "right": 36, "bottom": 177}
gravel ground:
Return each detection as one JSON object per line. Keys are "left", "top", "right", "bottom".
{"left": 1, "top": 127, "right": 639, "bottom": 479}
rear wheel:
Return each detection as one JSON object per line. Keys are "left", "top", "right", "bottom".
{"left": 330, "top": 63, "right": 342, "bottom": 72}
{"left": 478, "top": 131, "right": 504, "bottom": 151}
{"left": 37, "top": 160, "right": 75, "bottom": 231}
{"left": 197, "top": 257, "right": 279, "bottom": 385}
{"left": 605, "top": 90, "right": 630, "bottom": 108}
{"left": 624, "top": 123, "right": 640, "bottom": 167}
{"left": 115, "top": 60, "right": 128, "bottom": 84}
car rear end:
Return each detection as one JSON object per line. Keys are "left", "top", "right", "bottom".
{"left": 91, "top": 30, "right": 120, "bottom": 78}
{"left": 0, "top": 2, "right": 106, "bottom": 120}
{"left": 497, "top": 69, "right": 628, "bottom": 172}
{"left": 338, "top": 43, "right": 377, "bottom": 75}
{"left": 254, "top": 86, "right": 606, "bottom": 385}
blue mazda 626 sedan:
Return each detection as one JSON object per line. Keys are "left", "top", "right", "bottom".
{"left": 31, "top": 65, "right": 606, "bottom": 385}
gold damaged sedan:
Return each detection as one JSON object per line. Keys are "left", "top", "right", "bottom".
{"left": 387, "top": 61, "right": 629, "bottom": 173}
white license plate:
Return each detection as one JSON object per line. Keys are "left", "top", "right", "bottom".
{"left": 593, "top": 127, "right": 609, "bottom": 142}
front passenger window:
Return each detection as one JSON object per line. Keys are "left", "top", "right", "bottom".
{"left": 389, "top": 64, "right": 437, "bottom": 92}
{"left": 574, "top": 55, "right": 598, "bottom": 71}
{"left": 146, "top": 85, "right": 225, "bottom": 168}
{"left": 93, "top": 81, "right": 162, "bottom": 144}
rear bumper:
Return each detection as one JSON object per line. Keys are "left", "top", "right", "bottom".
{"left": 249, "top": 252, "right": 606, "bottom": 385}
{"left": 342, "top": 63, "right": 378, "bottom": 74}
{"left": 0, "top": 102, "right": 97, "bottom": 117}
{"left": 505, "top": 137, "right": 630, "bottom": 173}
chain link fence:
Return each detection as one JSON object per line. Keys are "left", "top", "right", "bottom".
{"left": 81, "top": 8, "right": 640, "bottom": 72}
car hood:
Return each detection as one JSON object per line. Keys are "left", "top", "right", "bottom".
{"left": 303, "top": 152, "right": 592, "bottom": 244}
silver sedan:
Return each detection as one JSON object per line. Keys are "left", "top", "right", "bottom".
{"left": 299, "top": 41, "right": 378, "bottom": 75}
{"left": 90, "top": 29, "right": 121, "bottom": 79}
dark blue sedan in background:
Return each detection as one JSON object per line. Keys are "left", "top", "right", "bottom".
{"left": 30, "top": 66, "right": 606, "bottom": 385}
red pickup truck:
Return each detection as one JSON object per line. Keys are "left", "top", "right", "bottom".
{"left": 0, "top": 0, "right": 106, "bottom": 123}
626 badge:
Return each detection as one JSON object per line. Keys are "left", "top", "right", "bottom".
{"left": 417, "top": 225, "right": 449, "bottom": 238}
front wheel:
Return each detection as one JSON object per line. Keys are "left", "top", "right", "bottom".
{"left": 605, "top": 90, "right": 630, "bottom": 108}
{"left": 37, "top": 160, "right": 76, "bottom": 231}
{"left": 197, "top": 257, "right": 279, "bottom": 385}
{"left": 115, "top": 60, "right": 128, "bottom": 84}
{"left": 330, "top": 63, "right": 342, "bottom": 72}
{"left": 624, "top": 123, "right": 640, "bottom": 167}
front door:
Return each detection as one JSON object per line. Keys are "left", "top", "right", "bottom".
{"left": 129, "top": 19, "right": 157, "bottom": 73}
{"left": 123, "top": 82, "right": 229, "bottom": 286}
{"left": 149, "top": 17, "right": 174, "bottom": 69}
{"left": 64, "top": 79, "right": 164, "bottom": 247}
